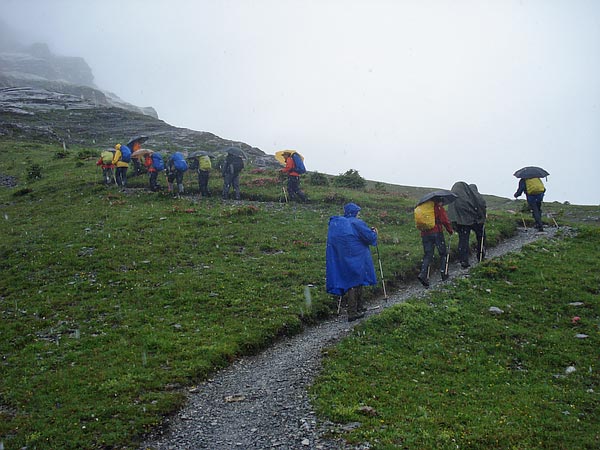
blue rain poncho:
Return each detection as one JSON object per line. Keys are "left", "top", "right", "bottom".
{"left": 326, "top": 203, "right": 378, "bottom": 296}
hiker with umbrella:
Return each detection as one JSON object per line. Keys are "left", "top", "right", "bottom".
{"left": 221, "top": 147, "right": 245, "bottom": 200}
{"left": 189, "top": 151, "right": 212, "bottom": 197}
{"left": 415, "top": 190, "right": 455, "bottom": 287}
{"left": 275, "top": 150, "right": 308, "bottom": 203}
{"left": 326, "top": 203, "right": 378, "bottom": 322}
{"left": 127, "top": 136, "right": 148, "bottom": 177}
{"left": 447, "top": 181, "right": 487, "bottom": 268}
{"left": 513, "top": 166, "right": 548, "bottom": 232}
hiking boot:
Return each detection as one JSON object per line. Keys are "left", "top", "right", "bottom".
{"left": 417, "top": 275, "right": 430, "bottom": 288}
{"left": 441, "top": 272, "right": 450, "bottom": 281}
{"left": 460, "top": 262, "right": 470, "bottom": 269}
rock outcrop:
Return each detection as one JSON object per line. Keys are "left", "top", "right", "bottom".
{"left": 0, "top": 31, "right": 278, "bottom": 167}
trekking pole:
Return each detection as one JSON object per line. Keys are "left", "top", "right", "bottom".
{"left": 548, "top": 213, "right": 559, "bottom": 228}
{"left": 282, "top": 184, "right": 288, "bottom": 203}
{"left": 521, "top": 214, "right": 527, "bottom": 230}
{"left": 445, "top": 233, "right": 452, "bottom": 276}
{"left": 337, "top": 296, "right": 342, "bottom": 315}
{"left": 479, "top": 225, "right": 485, "bottom": 263}
{"left": 375, "top": 244, "right": 388, "bottom": 300}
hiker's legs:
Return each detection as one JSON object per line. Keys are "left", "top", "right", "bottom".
{"left": 288, "top": 175, "right": 307, "bottom": 202}
{"left": 286, "top": 176, "right": 297, "bottom": 200}
{"left": 176, "top": 170, "right": 184, "bottom": 194}
{"left": 116, "top": 167, "right": 127, "bottom": 187}
{"left": 232, "top": 174, "right": 240, "bottom": 200}
{"left": 346, "top": 286, "right": 364, "bottom": 321}
{"left": 456, "top": 224, "right": 471, "bottom": 267}
{"left": 528, "top": 194, "right": 543, "bottom": 229}
{"left": 419, "top": 234, "right": 436, "bottom": 280}
{"left": 435, "top": 232, "right": 448, "bottom": 277}
{"left": 167, "top": 172, "right": 175, "bottom": 192}
{"left": 472, "top": 223, "right": 485, "bottom": 261}
{"left": 222, "top": 173, "right": 232, "bottom": 199}
{"left": 149, "top": 171, "right": 158, "bottom": 191}
{"left": 198, "top": 170, "right": 210, "bottom": 196}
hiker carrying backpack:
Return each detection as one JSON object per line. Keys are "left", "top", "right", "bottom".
{"left": 222, "top": 152, "right": 244, "bottom": 200}
{"left": 281, "top": 151, "right": 308, "bottom": 202}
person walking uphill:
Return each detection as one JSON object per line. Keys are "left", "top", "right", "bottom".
{"left": 447, "top": 181, "right": 487, "bottom": 268}
{"left": 112, "top": 144, "right": 131, "bottom": 189}
{"left": 167, "top": 152, "right": 188, "bottom": 195}
{"left": 96, "top": 149, "right": 115, "bottom": 186}
{"left": 514, "top": 177, "right": 546, "bottom": 231}
{"left": 221, "top": 150, "right": 244, "bottom": 200}
{"left": 326, "top": 203, "right": 378, "bottom": 322}
{"left": 416, "top": 199, "right": 454, "bottom": 287}
{"left": 281, "top": 151, "right": 307, "bottom": 202}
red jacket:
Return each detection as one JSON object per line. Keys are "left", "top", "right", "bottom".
{"left": 421, "top": 203, "right": 453, "bottom": 236}
{"left": 96, "top": 157, "right": 114, "bottom": 169}
{"left": 281, "top": 156, "right": 299, "bottom": 177}
{"left": 144, "top": 155, "right": 156, "bottom": 172}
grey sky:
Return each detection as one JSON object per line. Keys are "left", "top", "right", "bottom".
{"left": 1, "top": 0, "right": 599, "bottom": 204}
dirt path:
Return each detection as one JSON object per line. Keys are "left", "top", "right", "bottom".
{"left": 140, "top": 227, "right": 558, "bottom": 450}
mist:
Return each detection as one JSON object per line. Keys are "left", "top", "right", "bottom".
{"left": 1, "top": 0, "right": 598, "bottom": 205}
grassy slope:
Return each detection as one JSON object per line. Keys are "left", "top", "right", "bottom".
{"left": 311, "top": 228, "right": 600, "bottom": 449}
{"left": 0, "top": 140, "right": 593, "bottom": 449}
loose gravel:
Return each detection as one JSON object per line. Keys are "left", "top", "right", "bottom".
{"left": 140, "top": 226, "right": 560, "bottom": 450}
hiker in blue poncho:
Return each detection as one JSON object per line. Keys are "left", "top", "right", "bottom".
{"left": 326, "top": 203, "right": 378, "bottom": 321}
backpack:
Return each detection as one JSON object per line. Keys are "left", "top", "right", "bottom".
{"left": 229, "top": 155, "right": 244, "bottom": 175}
{"left": 199, "top": 155, "right": 212, "bottom": 171}
{"left": 101, "top": 150, "right": 113, "bottom": 165}
{"left": 152, "top": 152, "right": 165, "bottom": 171}
{"left": 120, "top": 145, "right": 132, "bottom": 163}
{"left": 414, "top": 200, "right": 436, "bottom": 231}
{"left": 171, "top": 152, "right": 188, "bottom": 171}
{"left": 525, "top": 177, "right": 545, "bottom": 195}
{"left": 292, "top": 153, "right": 306, "bottom": 174}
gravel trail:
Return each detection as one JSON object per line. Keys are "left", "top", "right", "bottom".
{"left": 140, "top": 226, "right": 559, "bottom": 450}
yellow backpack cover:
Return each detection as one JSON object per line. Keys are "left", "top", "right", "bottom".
{"left": 101, "top": 150, "right": 114, "bottom": 165}
{"left": 525, "top": 178, "right": 545, "bottom": 195}
{"left": 414, "top": 200, "right": 436, "bottom": 231}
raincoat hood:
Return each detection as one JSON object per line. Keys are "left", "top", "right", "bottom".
{"left": 344, "top": 203, "right": 361, "bottom": 217}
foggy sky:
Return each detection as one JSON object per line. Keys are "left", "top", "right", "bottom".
{"left": 1, "top": 0, "right": 599, "bottom": 205}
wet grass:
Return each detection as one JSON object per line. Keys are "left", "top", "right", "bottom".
{"left": 311, "top": 227, "right": 600, "bottom": 449}
{"left": 0, "top": 139, "right": 588, "bottom": 449}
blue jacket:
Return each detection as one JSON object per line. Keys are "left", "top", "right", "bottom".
{"left": 326, "top": 203, "right": 378, "bottom": 296}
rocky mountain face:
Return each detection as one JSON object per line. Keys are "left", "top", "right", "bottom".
{"left": 0, "top": 35, "right": 275, "bottom": 167}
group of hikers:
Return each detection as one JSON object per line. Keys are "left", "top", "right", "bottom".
{"left": 98, "top": 138, "right": 548, "bottom": 322}
{"left": 326, "top": 175, "right": 547, "bottom": 321}
{"left": 96, "top": 142, "right": 248, "bottom": 200}
{"left": 96, "top": 142, "right": 311, "bottom": 203}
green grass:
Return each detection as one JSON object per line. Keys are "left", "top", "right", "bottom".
{"left": 0, "top": 139, "right": 590, "bottom": 449}
{"left": 311, "top": 227, "right": 600, "bottom": 449}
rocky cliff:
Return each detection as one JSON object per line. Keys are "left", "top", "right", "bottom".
{"left": 0, "top": 35, "right": 275, "bottom": 166}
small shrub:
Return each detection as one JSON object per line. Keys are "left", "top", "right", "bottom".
{"left": 333, "top": 169, "right": 366, "bottom": 189}
{"left": 27, "top": 163, "right": 43, "bottom": 180}
{"left": 309, "top": 171, "right": 329, "bottom": 186}
{"left": 77, "top": 149, "right": 98, "bottom": 160}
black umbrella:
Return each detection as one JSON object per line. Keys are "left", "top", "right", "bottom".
{"left": 416, "top": 189, "right": 458, "bottom": 206}
{"left": 189, "top": 150, "right": 209, "bottom": 157}
{"left": 127, "top": 135, "right": 149, "bottom": 148}
{"left": 513, "top": 166, "right": 549, "bottom": 179}
{"left": 222, "top": 146, "right": 246, "bottom": 158}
